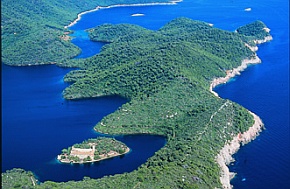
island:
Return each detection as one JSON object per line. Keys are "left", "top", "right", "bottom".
{"left": 131, "top": 13, "right": 145, "bottom": 16}
{"left": 57, "top": 137, "right": 130, "bottom": 164}
{"left": 2, "top": 1, "right": 273, "bottom": 189}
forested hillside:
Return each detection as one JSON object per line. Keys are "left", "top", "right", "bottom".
{"left": 1, "top": 0, "right": 172, "bottom": 66}
{"left": 63, "top": 18, "right": 258, "bottom": 99}
{"left": 1, "top": 0, "right": 272, "bottom": 188}
{"left": 236, "top": 20, "right": 271, "bottom": 40}
{"left": 1, "top": 18, "right": 266, "bottom": 188}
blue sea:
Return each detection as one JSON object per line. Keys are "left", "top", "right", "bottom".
{"left": 2, "top": 0, "right": 289, "bottom": 188}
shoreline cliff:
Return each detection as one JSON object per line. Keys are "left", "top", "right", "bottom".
{"left": 211, "top": 34, "right": 272, "bottom": 188}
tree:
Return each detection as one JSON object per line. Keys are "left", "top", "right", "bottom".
{"left": 62, "top": 148, "right": 68, "bottom": 154}
{"left": 84, "top": 156, "right": 92, "bottom": 162}
{"left": 94, "top": 155, "right": 101, "bottom": 160}
{"left": 118, "top": 148, "right": 125, "bottom": 154}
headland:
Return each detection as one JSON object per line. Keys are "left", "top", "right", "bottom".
{"left": 210, "top": 32, "right": 272, "bottom": 188}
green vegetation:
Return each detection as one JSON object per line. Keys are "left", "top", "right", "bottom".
{"left": 63, "top": 18, "right": 261, "bottom": 99}
{"left": 40, "top": 18, "right": 264, "bottom": 188}
{"left": 88, "top": 23, "right": 150, "bottom": 43}
{"left": 1, "top": 0, "right": 172, "bottom": 66}
{"left": 73, "top": 143, "right": 91, "bottom": 149}
{"left": 236, "top": 20, "right": 271, "bottom": 41}
{"left": 87, "top": 138, "right": 128, "bottom": 156}
{"left": 2, "top": 168, "right": 37, "bottom": 188}
{"left": 58, "top": 137, "right": 129, "bottom": 163}
{"left": 2, "top": 0, "right": 271, "bottom": 187}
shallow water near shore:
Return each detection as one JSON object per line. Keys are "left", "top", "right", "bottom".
{"left": 2, "top": 0, "right": 289, "bottom": 187}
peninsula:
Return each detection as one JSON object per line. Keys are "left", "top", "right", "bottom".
{"left": 61, "top": 18, "right": 271, "bottom": 188}
{"left": 2, "top": 0, "right": 273, "bottom": 188}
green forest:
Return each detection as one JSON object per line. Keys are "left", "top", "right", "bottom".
{"left": 1, "top": 0, "right": 172, "bottom": 66}
{"left": 1, "top": 0, "right": 272, "bottom": 188}
{"left": 236, "top": 20, "right": 271, "bottom": 41}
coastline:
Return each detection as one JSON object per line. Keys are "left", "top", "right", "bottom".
{"left": 216, "top": 112, "right": 264, "bottom": 189}
{"left": 209, "top": 35, "right": 272, "bottom": 97}
{"left": 210, "top": 36, "right": 272, "bottom": 188}
{"left": 5, "top": 62, "right": 57, "bottom": 67}
{"left": 209, "top": 55, "right": 261, "bottom": 97}
{"left": 64, "top": 0, "right": 182, "bottom": 28}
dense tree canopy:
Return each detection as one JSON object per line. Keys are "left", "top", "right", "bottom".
{"left": 1, "top": 0, "right": 172, "bottom": 66}
{"left": 40, "top": 18, "right": 266, "bottom": 188}
{"left": 1, "top": 0, "right": 271, "bottom": 188}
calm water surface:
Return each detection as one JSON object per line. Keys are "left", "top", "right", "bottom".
{"left": 2, "top": 0, "right": 289, "bottom": 187}
{"left": 1, "top": 64, "right": 166, "bottom": 182}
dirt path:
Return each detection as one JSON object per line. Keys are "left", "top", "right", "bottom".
{"left": 30, "top": 176, "right": 36, "bottom": 186}
{"left": 195, "top": 100, "right": 231, "bottom": 142}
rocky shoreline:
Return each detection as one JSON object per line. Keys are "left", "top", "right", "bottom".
{"left": 64, "top": 0, "right": 182, "bottom": 29}
{"left": 215, "top": 112, "right": 264, "bottom": 189}
{"left": 211, "top": 34, "right": 272, "bottom": 188}
{"left": 210, "top": 55, "right": 261, "bottom": 97}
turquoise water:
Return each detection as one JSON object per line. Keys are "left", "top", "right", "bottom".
{"left": 2, "top": 0, "right": 289, "bottom": 187}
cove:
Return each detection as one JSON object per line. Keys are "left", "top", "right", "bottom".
{"left": 1, "top": 63, "right": 166, "bottom": 182}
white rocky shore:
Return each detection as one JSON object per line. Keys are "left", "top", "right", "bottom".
{"left": 216, "top": 112, "right": 264, "bottom": 189}
{"left": 64, "top": 0, "right": 182, "bottom": 28}
{"left": 210, "top": 55, "right": 261, "bottom": 97}
{"left": 211, "top": 33, "right": 272, "bottom": 188}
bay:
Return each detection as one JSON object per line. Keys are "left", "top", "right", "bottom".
{"left": 1, "top": 64, "right": 166, "bottom": 182}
